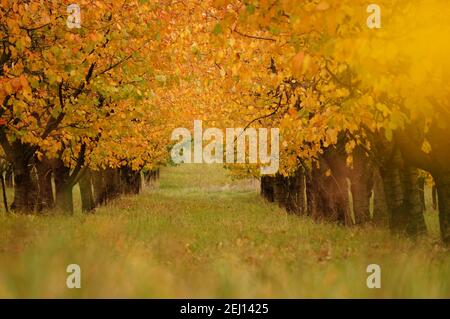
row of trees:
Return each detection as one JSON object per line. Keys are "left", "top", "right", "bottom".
{"left": 0, "top": 0, "right": 193, "bottom": 213}
{"left": 188, "top": 0, "right": 450, "bottom": 244}
{"left": 260, "top": 141, "right": 433, "bottom": 235}
{"left": 0, "top": 158, "right": 159, "bottom": 213}
{"left": 2, "top": 0, "right": 449, "bottom": 246}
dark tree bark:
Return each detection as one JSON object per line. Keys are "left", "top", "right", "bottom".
{"left": 104, "top": 168, "right": 121, "bottom": 199}
{"left": 402, "top": 166, "right": 427, "bottom": 235}
{"left": 305, "top": 166, "right": 316, "bottom": 218}
{"left": 132, "top": 171, "right": 141, "bottom": 194}
{"left": 92, "top": 169, "right": 107, "bottom": 206}
{"left": 54, "top": 164, "right": 73, "bottom": 214}
{"left": 306, "top": 157, "right": 350, "bottom": 225}
{"left": 273, "top": 174, "right": 289, "bottom": 209}
{"left": 36, "top": 158, "right": 54, "bottom": 211}
{"left": 321, "top": 147, "right": 352, "bottom": 225}
{"left": 379, "top": 152, "right": 404, "bottom": 231}
{"left": 287, "top": 167, "right": 306, "bottom": 214}
{"left": 433, "top": 172, "right": 450, "bottom": 245}
{"left": 379, "top": 150, "right": 426, "bottom": 236}
{"left": 79, "top": 169, "right": 95, "bottom": 213}
{"left": 425, "top": 119, "right": 450, "bottom": 243}
{"left": 143, "top": 171, "right": 150, "bottom": 185}
{"left": 392, "top": 120, "right": 450, "bottom": 242}
{"left": 1, "top": 173, "right": 8, "bottom": 213}
{"left": 5, "top": 167, "right": 13, "bottom": 188}
{"left": 120, "top": 167, "right": 141, "bottom": 195}
{"left": 418, "top": 175, "right": 426, "bottom": 212}
{"left": 261, "top": 169, "right": 305, "bottom": 214}
{"left": 260, "top": 176, "right": 275, "bottom": 202}
{"left": 372, "top": 167, "right": 389, "bottom": 226}
{"left": 432, "top": 183, "right": 438, "bottom": 210}
{"left": 348, "top": 148, "right": 373, "bottom": 224}
{"left": 11, "top": 153, "right": 38, "bottom": 213}
{"left": 92, "top": 168, "right": 122, "bottom": 205}
{"left": 53, "top": 143, "right": 87, "bottom": 214}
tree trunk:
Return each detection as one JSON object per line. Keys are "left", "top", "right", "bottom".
{"left": 261, "top": 176, "right": 275, "bottom": 202}
{"left": 305, "top": 167, "right": 317, "bottom": 218}
{"left": 287, "top": 167, "right": 306, "bottom": 214}
{"left": 54, "top": 164, "right": 73, "bottom": 214}
{"left": 131, "top": 170, "right": 141, "bottom": 194}
{"left": 372, "top": 168, "right": 389, "bottom": 226}
{"left": 120, "top": 167, "right": 141, "bottom": 195}
{"left": 306, "top": 160, "right": 350, "bottom": 224}
{"left": 349, "top": 148, "right": 373, "bottom": 224}
{"left": 11, "top": 158, "right": 37, "bottom": 213}
{"left": 402, "top": 166, "right": 427, "bottom": 235}
{"left": 92, "top": 170, "right": 107, "bottom": 206}
{"left": 351, "top": 179, "right": 372, "bottom": 225}
{"left": 432, "top": 183, "right": 438, "bottom": 210}
{"left": 36, "top": 159, "right": 54, "bottom": 211}
{"left": 380, "top": 150, "right": 426, "bottom": 236}
{"left": 273, "top": 174, "right": 289, "bottom": 209}
{"left": 143, "top": 171, "right": 151, "bottom": 185}
{"left": 433, "top": 172, "right": 450, "bottom": 245}
{"left": 104, "top": 168, "right": 121, "bottom": 200}
{"left": 321, "top": 149, "right": 352, "bottom": 225}
{"left": 5, "top": 168, "right": 13, "bottom": 187}
{"left": 1, "top": 174, "right": 8, "bottom": 213}
{"left": 380, "top": 153, "right": 405, "bottom": 232}
{"left": 418, "top": 175, "right": 426, "bottom": 212}
{"left": 79, "top": 169, "right": 95, "bottom": 213}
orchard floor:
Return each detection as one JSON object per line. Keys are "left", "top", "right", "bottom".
{"left": 0, "top": 164, "right": 449, "bottom": 298}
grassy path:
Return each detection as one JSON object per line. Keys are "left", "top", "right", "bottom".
{"left": 0, "top": 164, "right": 449, "bottom": 298}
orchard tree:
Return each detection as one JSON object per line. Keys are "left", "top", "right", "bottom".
{"left": 186, "top": 0, "right": 450, "bottom": 242}
{"left": 0, "top": 0, "right": 194, "bottom": 213}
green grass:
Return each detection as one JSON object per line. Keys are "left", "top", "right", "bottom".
{"left": 0, "top": 164, "right": 449, "bottom": 298}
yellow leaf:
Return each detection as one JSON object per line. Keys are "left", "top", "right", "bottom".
{"left": 292, "top": 51, "right": 312, "bottom": 76}
{"left": 421, "top": 140, "right": 432, "bottom": 154}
